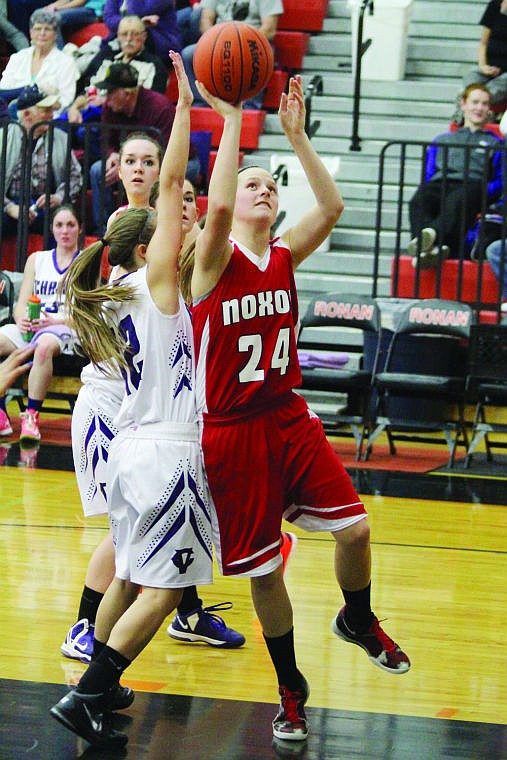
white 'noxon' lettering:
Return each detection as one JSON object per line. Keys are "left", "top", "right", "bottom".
{"left": 222, "top": 290, "right": 291, "bottom": 325}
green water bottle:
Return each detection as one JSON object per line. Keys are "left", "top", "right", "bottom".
{"left": 23, "top": 294, "right": 42, "bottom": 342}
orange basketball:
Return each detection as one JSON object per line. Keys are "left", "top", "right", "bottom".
{"left": 193, "top": 21, "right": 274, "bottom": 104}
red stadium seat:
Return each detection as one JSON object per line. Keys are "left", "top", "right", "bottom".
{"left": 190, "top": 107, "right": 266, "bottom": 150}
{"left": 392, "top": 256, "right": 500, "bottom": 304}
{"left": 273, "top": 31, "right": 310, "bottom": 70}
{"left": 278, "top": 0, "right": 328, "bottom": 31}
{"left": 207, "top": 149, "right": 244, "bottom": 180}
{"left": 65, "top": 22, "right": 109, "bottom": 48}
{"left": 263, "top": 69, "right": 289, "bottom": 110}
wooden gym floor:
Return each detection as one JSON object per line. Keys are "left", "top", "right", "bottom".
{"left": 0, "top": 416, "right": 506, "bottom": 759}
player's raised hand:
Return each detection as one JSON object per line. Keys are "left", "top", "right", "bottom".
{"left": 169, "top": 50, "right": 193, "bottom": 108}
{"left": 195, "top": 81, "right": 243, "bottom": 119}
{"left": 279, "top": 75, "right": 306, "bottom": 138}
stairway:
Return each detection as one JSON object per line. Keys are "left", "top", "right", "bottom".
{"left": 246, "top": 0, "right": 484, "bottom": 310}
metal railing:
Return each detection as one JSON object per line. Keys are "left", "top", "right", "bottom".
{"left": 0, "top": 119, "right": 163, "bottom": 272}
{"left": 372, "top": 138, "right": 507, "bottom": 320}
{"left": 350, "top": 0, "right": 374, "bottom": 152}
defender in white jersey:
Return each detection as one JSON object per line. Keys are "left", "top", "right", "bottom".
{"left": 0, "top": 205, "right": 81, "bottom": 443}
{"left": 62, "top": 135, "right": 244, "bottom": 666}
{"left": 51, "top": 52, "right": 214, "bottom": 749}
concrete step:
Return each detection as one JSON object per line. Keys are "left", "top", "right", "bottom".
{"left": 298, "top": 250, "right": 393, "bottom": 277}
{"left": 295, "top": 272, "right": 391, "bottom": 302}
{"left": 300, "top": 73, "right": 460, "bottom": 102}
{"left": 263, "top": 111, "right": 450, "bottom": 144}
{"left": 310, "top": 35, "right": 476, "bottom": 66}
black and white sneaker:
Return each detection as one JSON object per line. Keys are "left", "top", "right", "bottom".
{"left": 107, "top": 684, "right": 135, "bottom": 711}
{"left": 50, "top": 690, "right": 128, "bottom": 747}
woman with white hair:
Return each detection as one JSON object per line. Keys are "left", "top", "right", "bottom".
{"left": 0, "top": 8, "right": 78, "bottom": 114}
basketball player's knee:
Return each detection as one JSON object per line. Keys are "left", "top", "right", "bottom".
{"left": 251, "top": 567, "right": 282, "bottom": 594}
{"left": 333, "top": 518, "right": 370, "bottom": 551}
{"left": 33, "top": 336, "right": 59, "bottom": 364}
{"left": 142, "top": 586, "right": 182, "bottom": 613}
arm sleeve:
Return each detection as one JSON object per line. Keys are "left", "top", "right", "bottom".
{"left": 102, "top": 0, "right": 122, "bottom": 34}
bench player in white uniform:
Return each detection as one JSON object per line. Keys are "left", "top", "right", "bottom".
{"left": 50, "top": 53, "right": 217, "bottom": 749}
{"left": 191, "top": 76, "right": 411, "bottom": 744}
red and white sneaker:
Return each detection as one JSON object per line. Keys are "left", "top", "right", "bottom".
{"left": 280, "top": 531, "right": 298, "bottom": 575}
{"left": 333, "top": 606, "right": 410, "bottom": 674}
{"left": 0, "top": 408, "right": 13, "bottom": 436}
{"left": 272, "top": 676, "right": 309, "bottom": 741}
{"left": 19, "top": 409, "right": 41, "bottom": 443}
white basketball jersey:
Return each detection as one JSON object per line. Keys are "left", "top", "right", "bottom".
{"left": 33, "top": 248, "right": 79, "bottom": 317}
{"left": 113, "top": 266, "right": 196, "bottom": 430}
{"left": 80, "top": 361, "right": 125, "bottom": 411}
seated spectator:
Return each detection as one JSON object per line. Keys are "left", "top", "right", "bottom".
{"left": 181, "top": 0, "right": 282, "bottom": 109}
{"left": 0, "top": 9, "right": 78, "bottom": 115}
{"left": 0, "top": 204, "right": 82, "bottom": 444}
{"left": 1, "top": 84, "right": 83, "bottom": 237}
{"left": 408, "top": 84, "right": 503, "bottom": 269}
{"left": 103, "top": 0, "right": 181, "bottom": 59}
{"left": 71, "top": 12, "right": 168, "bottom": 100}
{"left": 0, "top": 0, "right": 29, "bottom": 51}
{"left": 77, "top": 62, "right": 198, "bottom": 232}
{"left": 460, "top": 0, "right": 507, "bottom": 113}
{"left": 176, "top": 0, "right": 201, "bottom": 48}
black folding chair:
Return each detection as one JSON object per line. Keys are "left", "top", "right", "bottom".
{"left": 365, "top": 298, "right": 474, "bottom": 467}
{"left": 465, "top": 322, "right": 507, "bottom": 466}
{"left": 298, "top": 292, "right": 382, "bottom": 460}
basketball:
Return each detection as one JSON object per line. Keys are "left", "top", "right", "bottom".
{"left": 193, "top": 21, "right": 274, "bottom": 104}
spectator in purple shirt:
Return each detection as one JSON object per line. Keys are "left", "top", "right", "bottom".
{"left": 103, "top": 0, "right": 181, "bottom": 59}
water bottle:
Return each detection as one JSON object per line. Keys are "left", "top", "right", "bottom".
{"left": 23, "top": 294, "right": 42, "bottom": 342}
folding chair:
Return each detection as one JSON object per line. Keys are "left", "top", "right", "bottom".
{"left": 365, "top": 298, "right": 474, "bottom": 467}
{"left": 465, "top": 323, "right": 507, "bottom": 466}
{"left": 0, "top": 270, "right": 14, "bottom": 326}
{"left": 297, "top": 292, "right": 382, "bottom": 460}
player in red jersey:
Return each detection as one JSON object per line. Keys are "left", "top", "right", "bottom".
{"left": 191, "top": 76, "right": 411, "bottom": 744}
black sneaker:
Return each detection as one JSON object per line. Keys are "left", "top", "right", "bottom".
{"left": 272, "top": 676, "right": 309, "bottom": 741}
{"left": 333, "top": 606, "right": 410, "bottom": 674}
{"left": 50, "top": 690, "right": 128, "bottom": 747}
{"left": 107, "top": 684, "right": 135, "bottom": 711}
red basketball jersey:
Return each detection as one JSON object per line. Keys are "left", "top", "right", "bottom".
{"left": 192, "top": 238, "right": 302, "bottom": 416}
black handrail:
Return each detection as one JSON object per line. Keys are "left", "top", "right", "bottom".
{"left": 304, "top": 74, "right": 323, "bottom": 139}
{"left": 350, "top": 0, "right": 374, "bottom": 152}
